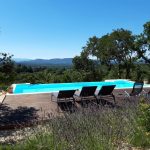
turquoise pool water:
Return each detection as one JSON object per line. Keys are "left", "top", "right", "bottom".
{"left": 13, "top": 79, "right": 150, "bottom": 94}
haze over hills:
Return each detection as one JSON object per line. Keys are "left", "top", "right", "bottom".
{"left": 13, "top": 58, "right": 32, "bottom": 62}
{"left": 14, "top": 58, "right": 73, "bottom": 67}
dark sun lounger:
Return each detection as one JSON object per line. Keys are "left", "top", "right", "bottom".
{"left": 74, "top": 86, "right": 97, "bottom": 107}
{"left": 51, "top": 90, "right": 76, "bottom": 112}
{"left": 96, "top": 85, "right": 116, "bottom": 104}
{"left": 124, "top": 82, "right": 144, "bottom": 100}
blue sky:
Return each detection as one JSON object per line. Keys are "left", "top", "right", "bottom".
{"left": 0, "top": 0, "right": 150, "bottom": 59}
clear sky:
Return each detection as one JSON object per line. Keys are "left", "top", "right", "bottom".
{"left": 0, "top": 0, "right": 150, "bottom": 59}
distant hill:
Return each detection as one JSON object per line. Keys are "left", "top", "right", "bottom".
{"left": 14, "top": 58, "right": 73, "bottom": 67}
{"left": 13, "top": 58, "right": 32, "bottom": 62}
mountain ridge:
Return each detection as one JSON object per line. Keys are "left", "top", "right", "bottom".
{"left": 14, "top": 58, "right": 73, "bottom": 66}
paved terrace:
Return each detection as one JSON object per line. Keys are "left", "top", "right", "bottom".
{"left": 0, "top": 88, "right": 150, "bottom": 130}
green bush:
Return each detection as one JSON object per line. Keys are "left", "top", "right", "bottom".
{"left": 128, "top": 99, "right": 150, "bottom": 148}
{"left": 138, "top": 100, "right": 150, "bottom": 132}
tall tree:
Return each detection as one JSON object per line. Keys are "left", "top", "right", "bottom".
{"left": 0, "top": 53, "right": 15, "bottom": 85}
{"left": 110, "top": 29, "right": 136, "bottom": 79}
{"left": 135, "top": 21, "right": 150, "bottom": 64}
{"left": 78, "top": 29, "right": 137, "bottom": 79}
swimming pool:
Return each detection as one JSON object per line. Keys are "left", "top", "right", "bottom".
{"left": 13, "top": 79, "right": 150, "bottom": 94}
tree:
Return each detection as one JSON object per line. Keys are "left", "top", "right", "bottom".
{"left": 135, "top": 21, "right": 150, "bottom": 64}
{"left": 0, "top": 53, "right": 15, "bottom": 85}
{"left": 78, "top": 29, "right": 137, "bottom": 79}
{"left": 72, "top": 53, "right": 95, "bottom": 71}
{"left": 109, "top": 29, "right": 137, "bottom": 79}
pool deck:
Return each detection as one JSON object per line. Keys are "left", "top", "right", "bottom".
{"left": 0, "top": 88, "right": 150, "bottom": 130}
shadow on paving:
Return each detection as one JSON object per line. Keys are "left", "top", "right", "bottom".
{"left": 0, "top": 104, "right": 39, "bottom": 129}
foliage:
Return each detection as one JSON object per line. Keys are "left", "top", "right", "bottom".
{"left": 0, "top": 53, "right": 16, "bottom": 85}
{"left": 135, "top": 21, "right": 150, "bottom": 64}
{"left": 75, "top": 29, "right": 138, "bottom": 79}
{"left": 128, "top": 99, "right": 150, "bottom": 148}
{"left": 137, "top": 99, "right": 150, "bottom": 132}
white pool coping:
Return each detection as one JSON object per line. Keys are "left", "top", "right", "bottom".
{"left": 105, "top": 79, "right": 131, "bottom": 82}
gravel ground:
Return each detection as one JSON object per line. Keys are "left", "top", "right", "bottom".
{"left": 0, "top": 127, "right": 35, "bottom": 144}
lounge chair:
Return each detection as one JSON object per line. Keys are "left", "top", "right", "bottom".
{"left": 51, "top": 90, "right": 76, "bottom": 112}
{"left": 96, "top": 85, "right": 116, "bottom": 105}
{"left": 74, "top": 86, "right": 97, "bottom": 107}
{"left": 124, "top": 82, "right": 144, "bottom": 100}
